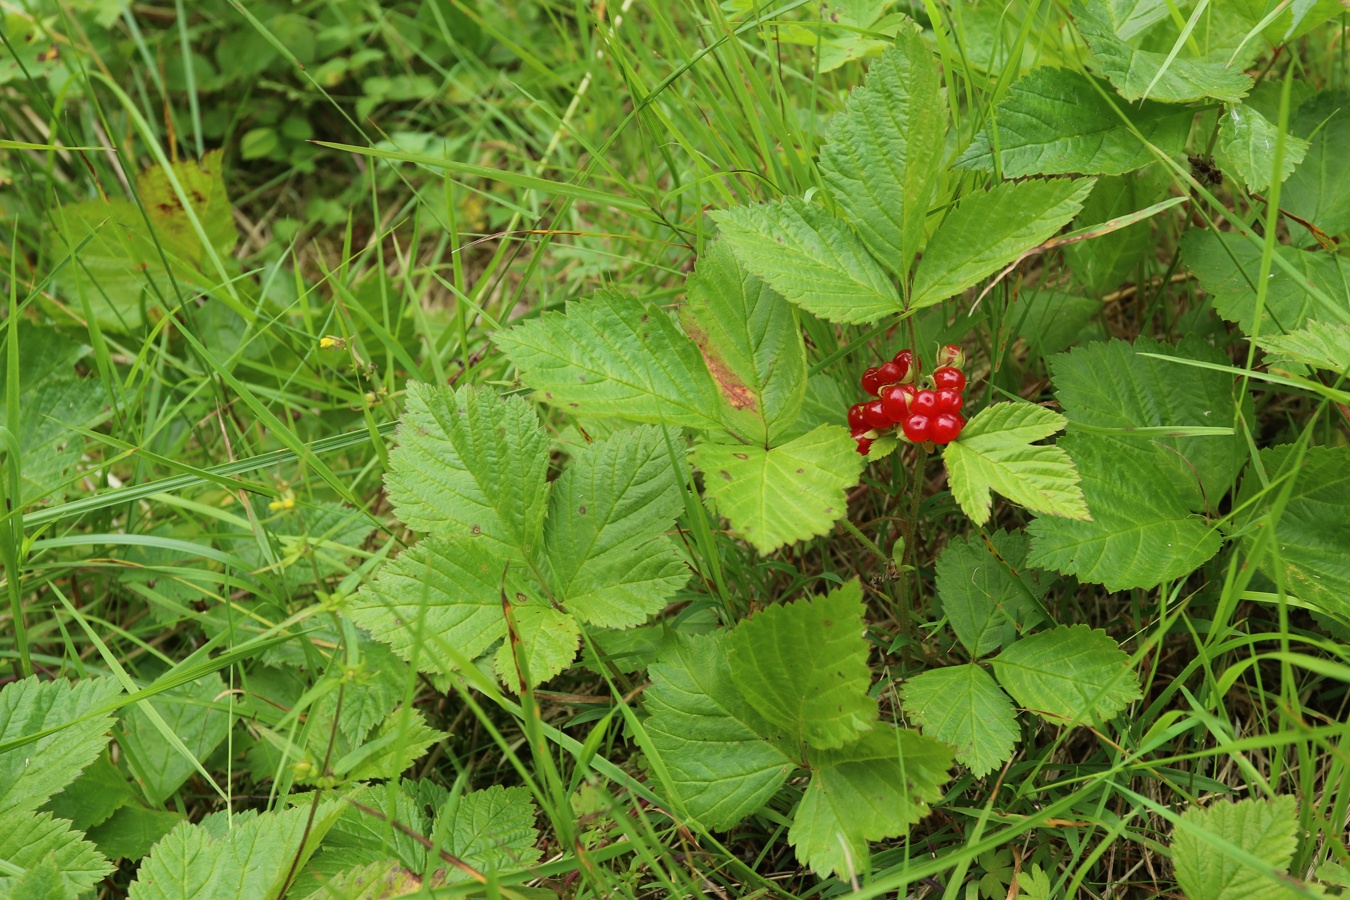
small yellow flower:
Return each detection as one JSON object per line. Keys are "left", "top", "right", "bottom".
{"left": 319, "top": 335, "right": 344, "bottom": 350}
{"left": 268, "top": 495, "right": 296, "bottom": 512}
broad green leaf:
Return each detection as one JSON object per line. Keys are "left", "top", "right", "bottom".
{"left": 1172, "top": 796, "right": 1299, "bottom": 900}
{"left": 1028, "top": 436, "right": 1223, "bottom": 589}
{"left": 680, "top": 241, "right": 807, "bottom": 445}
{"left": 712, "top": 199, "right": 903, "bottom": 325}
{"left": 1235, "top": 445, "right": 1350, "bottom": 618}
{"left": 901, "top": 664, "right": 1019, "bottom": 777}
{"left": 495, "top": 606, "right": 581, "bottom": 690}
{"left": 693, "top": 425, "right": 863, "bottom": 554}
{"left": 43, "top": 755, "right": 133, "bottom": 832}
{"left": 943, "top": 403, "right": 1089, "bottom": 527}
{"left": 1182, "top": 230, "right": 1350, "bottom": 335}
{"left": 910, "top": 178, "right": 1094, "bottom": 309}
{"left": 727, "top": 580, "right": 877, "bottom": 751}
{"left": 86, "top": 804, "right": 184, "bottom": 862}
{"left": 1003, "top": 290, "right": 1106, "bottom": 358}
{"left": 298, "top": 860, "right": 417, "bottom": 900}
{"left": 348, "top": 534, "right": 539, "bottom": 672}
{"left": 790, "top": 727, "right": 953, "bottom": 878}
{"left": 1229, "top": 0, "right": 1345, "bottom": 42}
{"left": 1256, "top": 320, "right": 1350, "bottom": 373}
{"left": 1071, "top": 0, "right": 1253, "bottom": 103}
{"left": 955, "top": 68, "right": 1192, "bottom": 177}
{"left": 991, "top": 625, "right": 1141, "bottom": 725}
{"left": 7, "top": 853, "right": 67, "bottom": 900}
{"left": 0, "top": 372, "right": 104, "bottom": 506}
{"left": 119, "top": 673, "right": 231, "bottom": 804}
{"left": 0, "top": 809, "right": 112, "bottom": 898}
{"left": 1218, "top": 104, "right": 1309, "bottom": 192}
{"left": 493, "top": 289, "right": 723, "bottom": 430}
{"left": 127, "top": 802, "right": 343, "bottom": 900}
{"left": 431, "top": 784, "right": 543, "bottom": 882}
{"left": 335, "top": 710, "right": 445, "bottom": 782}
{"left": 0, "top": 676, "right": 122, "bottom": 817}
{"left": 1063, "top": 171, "right": 1169, "bottom": 295}
{"left": 542, "top": 426, "right": 687, "bottom": 628}
{"left": 1285, "top": 90, "right": 1350, "bottom": 246}
{"left": 385, "top": 383, "right": 550, "bottom": 556}
{"left": 304, "top": 783, "right": 429, "bottom": 883}
{"left": 772, "top": 0, "right": 905, "bottom": 72}
{"left": 818, "top": 21, "right": 946, "bottom": 273}
{"left": 645, "top": 633, "right": 795, "bottom": 830}
{"left": 136, "top": 149, "right": 236, "bottom": 262}
{"left": 936, "top": 531, "right": 1047, "bottom": 658}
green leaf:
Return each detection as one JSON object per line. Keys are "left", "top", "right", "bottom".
{"left": 0, "top": 676, "right": 122, "bottom": 817}
{"left": 693, "top": 425, "right": 863, "bottom": 554}
{"left": 712, "top": 199, "right": 903, "bottom": 325}
{"left": 1235, "top": 445, "right": 1350, "bottom": 618}
{"left": 348, "top": 534, "right": 537, "bottom": 672}
{"left": 910, "top": 178, "right": 1094, "bottom": 309}
{"left": 727, "top": 580, "right": 877, "bottom": 751}
{"left": 1070, "top": 0, "right": 1253, "bottom": 103}
{"left": 1172, "top": 796, "right": 1299, "bottom": 900}
{"left": 1003, "top": 290, "right": 1106, "bottom": 358}
{"left": 1285, "top": 90, "right": 1350, "bottom": 246}
{"left": 818, "top": 20, "right": 946, "bottom": 273}
{"left": 86, "top": 804, "right": 184, "bottom": 862}
{"left": 1256, "top": 320, "right": 1350, "bottom": 373}
{"left": 305, "top": 783, "right": 429, "bottom": 882}
{"left": 943, "top": 403, "right": 1089, "bottom": 527}
{"left": 789, "top": 727, "right": 953, "bottom": 878}
{"left": 1182, "top": 230, "right": 1350, "bottom": 336}
{"left": 1063, "top": 171, "right": 1169, "bottom": 295}
{"left": 0, "top": 358, "right": 104, "bottom": 506}
{"left": 644, "top": 632, "right": 795, "bottom": 830}
{"left": 495, "top": 606, "right": 581, "bottom": 690}
{"left": 335, "top": 710, "right": 445, "bottom": 782}
{"left": 431, "top": 784, "right": 542, "bottom": 882}
{"left": 1026, "top": 338, "right": 1243, "bottom": 590}
{"left": 900, "top": 665, "right": 1019, "bottom": 777}
{"left": 955, "top": 68, "right": 1192, "bottom": 177}
{"left": 384, "top": 383, "right": 551, "bottom": 556}
{"left": 493, "top": 289, "right": 723, "bottom": 430}
{"left": 127, "top": 802, "right": 343, "bottom": 900}
{"left": 1218, "top": 104, "right": 1309, "bottom": 192}
{"left": 0, "top": 809, "right": 113, "bottom": 898}
{"left": 990, "top": 625, "right": 1141, "bottom": 725}
{"left": 119, "top": 673, "right": 232, "bottom": 804}
{"left": 43, "top": 755, "right": 133, "bottom": 831}
{"left": 542, "top": 426, "right": 687, "bottom": 628}
{"left": 297, "top": 860, "right": 417, "bottom": 900}
{"left": 7, "top": 853, "right": 68, "bottom": 900}
{"left": 679, "top": 241, "right": 807, "bottom": 445}
{"left": 936, "top": 531, "right": 1047, "bottom": 658}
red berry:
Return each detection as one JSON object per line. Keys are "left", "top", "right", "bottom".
{"left": 932, "top": 366, "right": 967, "bottom": 392}
{"left": 891, "top": 349, "right": 916, "bottom": 384}
{"left": 901, "top": 413, "right": 932, "bottom": 443}
{"left": 874, "top": 360, "right": 905, "bottom": 387}
{"left": 861, "top": 399, "right": 892, "bottom": 430}
{"left": 934, "top": 388, "right": 964, "bottom": 414}
{"left": 912, "top": 389, "right": 939, "bottom": 416}
{"left": 855, "top": 436, "right": 874, "bottom": 456}
{"left": 880, "top": 384, "right": 917, "bottom": 421}
{"left": 937, "top": 343, "right": 965, "bottom": 368}
{"left": 930, "top": 412, "right": 965, "bottom": 444}
{"left": 847, "top": 403, "right": 869, "bottom": 433}
{"left": 861, "top": 366, "right": 884, "bottom": 396}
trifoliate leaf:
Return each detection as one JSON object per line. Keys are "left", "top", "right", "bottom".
{"left": 712, "top": 198, "right": 903, "bottom": 325}
{"left": 644, "top": 633, "right": 795, "bottom": 830}
{"left": 0, "top": 676, "right": 122, "bottom": 817}
{"left": 901, "top": 665, "right": 1019, "bottom": 777}
{"left": 936, "top": 530, "right": 1047, "bottom": 658}
{"left": 1256, "top": 320, "right": 1350, "bottom": 373}
{"left": 384, "top": 383, "right": 551, "bottom": 556}
{"left": 128, "top": 802, "right": 344, "bottom": 900}
{"left": 679, "top": 241, "right": 807, "bottom": 446}
{"left": 541, "top": 426, "right": 687, "bottom": 628}
{"left": 818, "top": 20, "right": 946, "bottom": 273}
{"left": 727, "top": 580, "right": 877, "bottom": 751}
{"left": 0, "top": 810, "right": 112, "bottom": 898}
{"left": 789, "top": 727, "right": 953, "bottom": 878}
{"left": 1234, "top": 445, "right": 1350, "bottom": 618}
{"left": 1071, "top": 0, "right": 1253, "bottom": 103}
{"left": 495, "top": 606, "right": 581, "bottom": 691}
{"left": 943, "top": 403, "right": 1089, "bottom": 527}
{"left": 955, "top": 68, "right": 1192, "bottom": 177}
{"left": 492, "top": 289, "right": 723, "bottom": 430}
{"left": 118, "top": 672, "right": 232, "bottom": 804}
{"left": 910, "top": 178, "right": 1094, "bottom": 309}
{"left": 1172, "top": 796, "right": 1299, "bottom": 900}
{"left": 991, "top": 625, "right": 1141, "bottom": 726}
{"left": 693, "top": 425, "right": 864, "bottom": 554}
{"left": 1284, "top": 90, "right": 1350, "bottom": 247}
{"left": 1218, "top": 104, "right": 1309, "bottom": 192}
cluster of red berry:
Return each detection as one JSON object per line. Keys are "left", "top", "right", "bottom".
{"left": 848, "top": 344, "right": 969, "bottom": 455}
